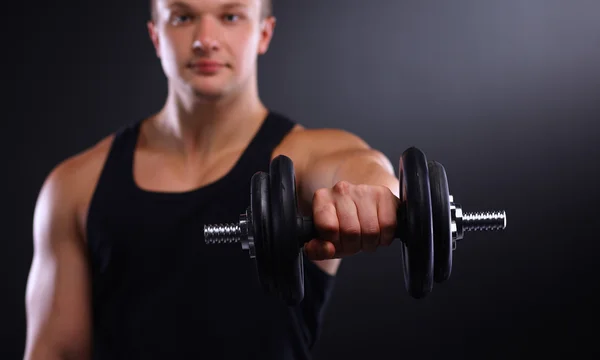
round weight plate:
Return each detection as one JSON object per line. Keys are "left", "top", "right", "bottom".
{"left": 269, "top": 155, "right": 305, "bottom": 306}
{"left": 398, "top": 147, "right": 434, "bottom": 299}
{"left": 428, "top": 160, "right": 453, "bottom": 283}
{"left": 250, "top": 171, "right": 276, "bottom": 295}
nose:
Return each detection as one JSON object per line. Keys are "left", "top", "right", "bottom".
{"left": 193, "top": 16, "right": 221, "bottom": 52}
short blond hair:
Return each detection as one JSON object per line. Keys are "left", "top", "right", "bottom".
{"left": 150, "top": 0, "right": 273, "bottom": 22}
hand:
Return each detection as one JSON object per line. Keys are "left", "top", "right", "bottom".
{"left": 304, "top": 181, "right": 400, "bottom": 260}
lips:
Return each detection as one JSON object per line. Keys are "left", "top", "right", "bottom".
{"left": 190, "top": 60, "right": 225, "bottom": 74}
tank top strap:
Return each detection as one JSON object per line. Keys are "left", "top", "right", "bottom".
{"left": 234, "top": 111, "right": 297, "bottom": 174}
{"left": 91, "top": 119, "right": 142, "bottom": 197}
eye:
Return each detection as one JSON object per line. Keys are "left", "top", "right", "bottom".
{"left": 171, "top": 14, "right": 193, "bottom": 25}
{"left": 223, "top": 14, "right": 240, "bottom": 22}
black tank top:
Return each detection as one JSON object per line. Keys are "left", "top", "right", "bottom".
{"left": 86, "top": 111, "right": 335, "bottom": 360}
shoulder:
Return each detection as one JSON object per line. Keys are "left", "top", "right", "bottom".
{"left": 35, "top": 134, "right": 116, "bottom": 228}
{"left": 45, "top": 134, "right": 115, "bottom": 190}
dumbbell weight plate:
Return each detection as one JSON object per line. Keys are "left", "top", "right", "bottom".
{"left": 269, "top": 155, "right": 305, "bottom": 306}
{"left": 427, "top": 160, "right": 453, "bottom": 283}
{"left": 250, "top": 171, "right": 276, "bottom": 295}
{"left": 398, "top": 147, "right": 434, "bottom": 299}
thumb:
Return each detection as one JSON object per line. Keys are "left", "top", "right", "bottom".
{"left": 304, "top": 239, "right": 336, "bottom": 260}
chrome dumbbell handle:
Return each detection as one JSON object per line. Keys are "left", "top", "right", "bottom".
{"left": 450, "top": 195, "right": 507, "bottom": 248}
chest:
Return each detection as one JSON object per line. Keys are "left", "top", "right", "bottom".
{"left": 85, "top": 178, "right": 260, "bottom": 293}
{"left": 132, "top": 148, "right": 245, "bottom": 193}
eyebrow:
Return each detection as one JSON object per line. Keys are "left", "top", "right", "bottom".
{"left": 166, "top": 1, "right": 248, "bottom": 10}
{"left": 221, "top": 2, "right": 248, "bottom": 9}
{"left": 166, "top": 1, "right": 193, "bottom": 10}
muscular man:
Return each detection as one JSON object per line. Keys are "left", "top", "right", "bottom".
{"left": 24, "top": 0, "right": 400, "bottom": 359}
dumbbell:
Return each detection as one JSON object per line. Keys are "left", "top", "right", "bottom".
{"left": 204, "top": 147, "right": 507, "bottom": 306}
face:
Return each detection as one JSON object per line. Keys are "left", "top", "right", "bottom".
{"left": 148, "top": 0, "right": 275, "bottom": 101}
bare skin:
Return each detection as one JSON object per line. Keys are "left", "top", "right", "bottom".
{"left": 24, "top": 0, "right": 400, "bottom": 359}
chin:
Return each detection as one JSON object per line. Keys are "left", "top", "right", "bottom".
{"left": 189, "top": 77, "right": 228, "bottom": 99}
{"left": 192, "top": 89, "right": 226, "bottom": 102}
{"left": 191, "top": 81, "right": 225, "bottom": 95}
{"left": 191, "top": 81, "right": 238, "bottom": 102}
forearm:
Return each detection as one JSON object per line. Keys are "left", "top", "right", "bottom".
{"left": 25, "top": 339, "right": 88, "bottom": 360}
{"left": 331, "top": 149, "right": 399, "bottom": 197}
{"left": 299, "top": 148, "right": 399, "bottom": 211}
{"left": 25, "top": 346, "right": 73, "bottom": 360}
{"left": 24, "top": 323, "right": 91, "bottom": 360}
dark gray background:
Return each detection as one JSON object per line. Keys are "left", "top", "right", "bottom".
{"left": 5, "top": 0, "right": 599, "bottom": 358}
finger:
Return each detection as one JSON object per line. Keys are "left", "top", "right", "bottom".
{"left": 332, "top": 181, "right": 361, "bottom": 256}
{"left": 354, "top": 185, "right": 380, "bottom": 253}
{"left": 312, "top": 188, "right": 340, "bottom": 248}
{"left": 378, "top": 187, "right": 399, "bottom": 246}
{"left": 304, "top": 239, "right": 336, "bottom": 260}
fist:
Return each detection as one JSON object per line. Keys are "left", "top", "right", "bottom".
{"left": 304, "top": 181, "right": 399, "bottom": 260}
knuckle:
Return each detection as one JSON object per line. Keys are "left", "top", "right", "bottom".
{"left": 354, "top": 184, "right": 371, "bottom": 197}
{"left": 313, "top": 203, "right": 337, "bottom": 229}
{"left": 333, "top": 180, "right": 351, "bottom": 195}
{"left": 313, "top": 192, "right": 335, "bottom": 216}
{"left": 312, "top": 188, "right": 330, "bottom": 203}
{"left": 341, "top": 224, "right": 361, "bottom": 238}
{"left": 378, "top": 184, "right": 391, "bottom": 196}
{"left": 376, "top": 185, "right": 393, "bottom": 202}
{"left": 362, "top": 222, "right": 380, "bottom": 237}
{"left": 314, "top": 199, "right": 335, "bottom": 214}
{"left": 379, "top": 216, "right": 397, "bottom": 232}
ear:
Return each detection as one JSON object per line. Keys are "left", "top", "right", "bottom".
{"left": 147, "top": 20, "right": 161, "bottom": 58}
{"left": 257, "top": 16, "right": 277, "bottom": 55}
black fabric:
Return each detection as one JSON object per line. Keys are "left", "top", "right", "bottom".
{"left": 86, "top": 111, "right": 335, "bottom": 359}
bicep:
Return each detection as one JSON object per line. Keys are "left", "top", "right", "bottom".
{"left": 25, "top": 168, "right": 92, "bottom": 360}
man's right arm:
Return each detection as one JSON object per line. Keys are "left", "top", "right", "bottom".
{"left": 24, "top": 161, "right": 92, "bottom": 360}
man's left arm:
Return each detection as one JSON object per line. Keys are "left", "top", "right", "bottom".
{"left": 295, "top": 129, "right": 400, "bottom": 276}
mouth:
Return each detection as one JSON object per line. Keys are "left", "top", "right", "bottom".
{"left": 189, "top": 61, "right": 227, "bottom": 74}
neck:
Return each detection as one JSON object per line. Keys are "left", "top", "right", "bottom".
{"left": 147, "top": 79, "right": 268, "bottom": 157}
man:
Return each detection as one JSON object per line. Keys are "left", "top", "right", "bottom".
{"left": 24, "top": 0, "right": 400, "bottom": 359}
